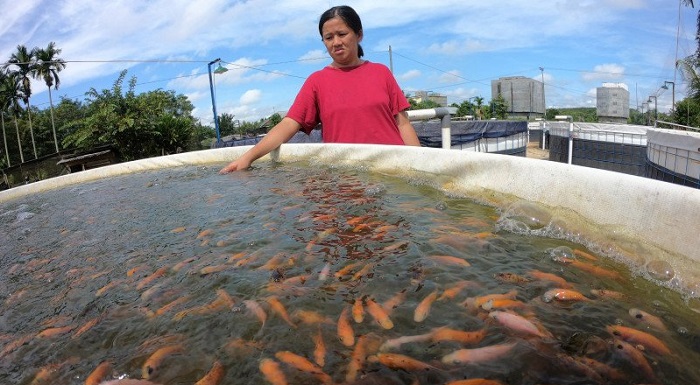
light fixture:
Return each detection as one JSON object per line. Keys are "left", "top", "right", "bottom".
{"left": 662, "top": 81, "right": 675, "bottom": 110}
{"left": 208, "top": 58, "right": 228, "bottom": 146}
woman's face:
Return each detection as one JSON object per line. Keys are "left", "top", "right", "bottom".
{"left": 321, "top": 17, "right": 362, "bottom": 67}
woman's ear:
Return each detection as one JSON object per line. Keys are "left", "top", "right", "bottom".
{"left": 358, "top": 29, "right": 363, "bottom": 43}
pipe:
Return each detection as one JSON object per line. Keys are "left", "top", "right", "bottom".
{"left": 407, "top": 107, "right": 457, "bottom": 149}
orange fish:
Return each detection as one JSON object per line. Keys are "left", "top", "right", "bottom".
{"left": 72, "top": 317, "right": 100, "bottom": 339}
{"left": 430, "top": 327, "right": 488, "bottom": 345}
{"left": 480, "top": 298, "right": 527, "bottom": 311}
{"left": 566, "top": 258, "right": 622, "bottom": 281}
{"left": 194, "top": 360, "right": 225, "bottom": 385}
{"left": 379, "top": 333, "right": 433, "bottom": 352}
{"left": 382, "top": 290, "right": 407, "bottom": 315}
{"left": 441, "top": 343, "right": 517, "bottom": 365}
{"left": 196, "top": 228, "right": 214, "bottom": 239}
{"left": 427, "top": 255, "right": 471, "bottom": 267}
{"left": 542, "top": 288, "right": 591, "bottom": 303}
{"left": 376, "top": 353, "right": 436, "bottom": 371}
{"left": 352, "top": 297, "right": 365, "bottom": 323}
{"left": 590, "top": 289, "right": 627, "bottom": 301}
{"left": 152, "top": 296, "right": 191, "bottom": 318}
{"left": 85, "top": 360, "right": 113, "bottom": 385}
{"left": 489, "top": 311, "right": 550, "bottom": 338}
{"left": 606, "top": 325, "right": 671, "bottom": 356}
{"left": 266, "top": 296, "right": 296, "bottom": 328}
{"left": 292, "top": 309, "right": 333, "bottom": 325}
{"left": 463, "top": 290, "right": 518, "bottom": 310}
{"left": 312, "top": 328, "right": 326, "bottom": 367}
{"left": 199, "top": 265, "right": 229, "bottom": 276}
{"left": 259, "top": 358, "right": 288, "bottom": 385}
{"left": 573, "top": 248, "right": 598, "bottom": 261}
{"left": 365, "top": 298, "right": 394, "bottom": 329}
{"left": 629, "top": 308, "right": 668, "bottom": 332}
{"left": 612, "top": 338, "right": 658, "bottom": 382}
{"left": 136, "top": 266, "right": 169, "bottom": 290}
{"left": 142, "top": 344, "right": 185, "bottom": 379}
{"left": 36, "top": 325, "right": 73, "bottom": 338}
{"left": 352, "top": 262, "right": 375, "bottom": 280}
{"left": 527, "top": 270, "right": 572, "bottom": 288}
{"left": 414, "top": 289, "right": 440, "bottom": 322}
{"left": 334, "top": 261, "right": 363, "bottom": 279}
{"left": 438, "top": 281, "right": 476, "bottom": 301}
{"left": 493, "top": 272, "right": 531, "bottom": 285}
{"left": 244, "top": 300, "right": 267, "bottom": 327}
{"left": 337, "top": 306, "right": 355, "bottom": 347}
{"left": 274, "top": 351, "right": 332, "bottom": 384}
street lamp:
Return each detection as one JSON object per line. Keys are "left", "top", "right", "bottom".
{"left": 647, "top": 95, "right": 658, "bottom": 127}
{"left": 208, "top": 58, "right": 228, "bottom": 146}
{"left": 539, "top": 67, "right": 546, "bottom": 120}
{"left": 661, "top": 81, "right": 675, "bottom": 112}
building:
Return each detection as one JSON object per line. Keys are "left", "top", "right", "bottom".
{"left": 491, "top": 76, "right": 545, "bottom": 119}
{"left": 411, "top": 91, "right": 448, "bottom": 107}
{"left": 596, "top": 83, "right": 630, "bottom": 124}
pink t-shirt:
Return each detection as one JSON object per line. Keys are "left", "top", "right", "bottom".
{"left": 287, "top": 61, "right": 410, "bottom": 145}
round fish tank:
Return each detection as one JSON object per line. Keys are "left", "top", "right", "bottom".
{"left": 1, "top": 144, "right": 700, "bottom": 385}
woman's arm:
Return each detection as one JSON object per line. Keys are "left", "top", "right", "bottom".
{"left": 219, "top": 117, "right": 302, "bottom": 173}
{"left": 396, "top": 111, "right": 420, "bottom": 146}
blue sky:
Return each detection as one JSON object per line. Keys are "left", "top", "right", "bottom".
{"left": 1, "top": 0, "right": 697, "bottom": 126}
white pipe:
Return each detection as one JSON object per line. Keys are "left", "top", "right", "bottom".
{"left": 407, "top": 107, "right": 457, "bottom": 150}
{"left": 568, "top": 121, "right": 574, "bottom": 165}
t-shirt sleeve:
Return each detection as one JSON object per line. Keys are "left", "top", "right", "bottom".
{"left": 286, "top": 76, "right": 321, "bottom": 135}
{"left": 385, "top": 67, "right": 411, "bottom": 115}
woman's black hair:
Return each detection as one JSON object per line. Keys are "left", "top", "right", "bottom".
{"left": 318, "top": 5, "right": 364, "bottom": 58}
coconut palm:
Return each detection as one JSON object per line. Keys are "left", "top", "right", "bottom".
{"left": 33, "top": 42, "right": 66, "bottom": 153}
{"left": 5, "top": 45, "right": 37, "bottom": 159}
{"left": 0, "top": 70, "right": 11, "bottom": 166}
{"left": 0, "top": 70, "right": 26, "bottom": 163}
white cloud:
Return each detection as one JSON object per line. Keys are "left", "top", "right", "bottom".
{"left": 398, "top": 69, "right": 421, "bottom": 82}
{"left": 583, "top": 64, "right": 626, "bottom": 82}
{"left": 240, "top": 89, "right": 262, "bottom": 105}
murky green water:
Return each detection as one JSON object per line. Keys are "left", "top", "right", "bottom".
{"left": 1, "top": 164, "right": 699, "bottom": 385}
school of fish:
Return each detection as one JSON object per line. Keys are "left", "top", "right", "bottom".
{"left": 1, "top": 166, "right": 698, "bottom": 385}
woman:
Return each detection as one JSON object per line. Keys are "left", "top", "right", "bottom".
{"left": 220, "top": 5, "right": 420, "bottom": 173}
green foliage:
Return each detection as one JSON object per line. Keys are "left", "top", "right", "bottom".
{"left": 62, "top": 70, "right": 200, "bottom": 160}
{"left": 548, "top": 107, "right": 598, "bottom": 122}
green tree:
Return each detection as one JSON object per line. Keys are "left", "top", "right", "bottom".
{"left": 473, "top": 96, "right": 485, "bottom": 120}
{"left": 0, "top": 69, "right": 26, "bottom": 163}
{"left": 63, "top": 70, "right": 199, "bottom": 160}
{"left": 33, "top": 42, "right": 66, "bottom": 153}
{"left": 490, "top": 94, "right": 508, "bottom": 120}
{"left": 218, "top": 112, "right": 239, "bottom": 137}
{"left": 5, "top": 45, "right": 38, "bottom": 159}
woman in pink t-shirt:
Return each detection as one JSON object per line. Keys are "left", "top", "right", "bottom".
{"left": 220, "top": 5, "right": 419, "bottom": 173}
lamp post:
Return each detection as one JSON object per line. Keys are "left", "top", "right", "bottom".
{"left": 208, "top": 58, "right": 228, "bottom": 146}
{"left": 662, "top": 81, "right": 675, "bottom": 112}
{"left": 648, "top": 96, "right": 658, "bottom": 127}
{"left": 539, "top": 66, "right": 546, "bottom": 120}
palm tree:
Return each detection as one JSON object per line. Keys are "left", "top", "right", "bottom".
{"left": 33, "top": 42, "right": 66, "bottom": 153}
{"left": 0, "top": 70, "right": 11, "bottom": 166}
{"left": 0, "top": 70, "right": 26, "bottom": 163}
{"left": 5, "top": 45, "right": 37, "bottom": 159}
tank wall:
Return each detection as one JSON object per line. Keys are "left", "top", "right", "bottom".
{"left": 646, "top": 128, "right": 700, "bottom": 188}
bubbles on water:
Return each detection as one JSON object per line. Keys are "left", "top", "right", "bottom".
{"left": 502, "top": 201, "right": 552, "bottom": 230}
{"left": 549, "top": 246, "right": 574, "bottom": 262}
{"left": 646, "top": 260, "right": 675, "bottom": 282}
{"left": 435, "top": 202, "right": 447, "bottom": 211}
{"left": 364, "top": 185, "right": 386, "bottom": 197}
{"left": 16, "top": 211, "right": 35, "bottom": 221}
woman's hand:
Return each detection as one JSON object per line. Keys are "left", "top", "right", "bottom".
{"left": 219, "top": 157, "right": 252, "bottom": 173}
